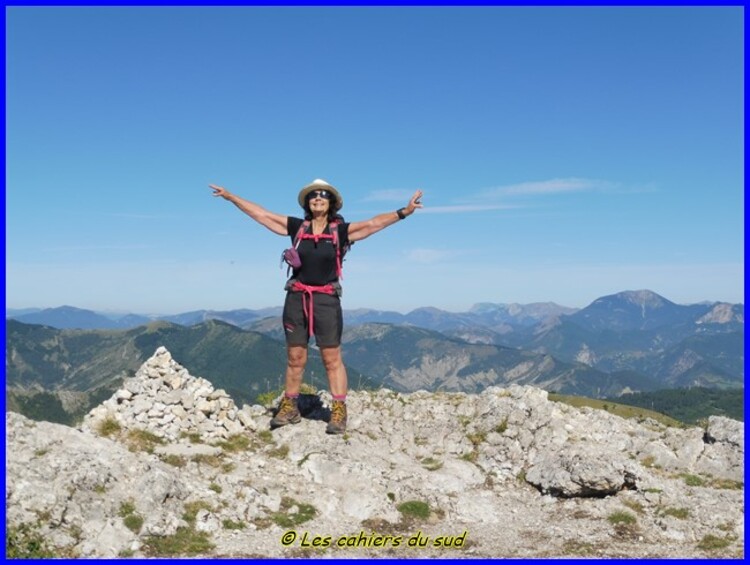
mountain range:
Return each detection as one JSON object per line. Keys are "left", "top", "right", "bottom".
{"left": 6, "top": 290, "right": 743, "bottom": 424}
{"left": 7, "top": 290, "right": 742, "bottom": 338}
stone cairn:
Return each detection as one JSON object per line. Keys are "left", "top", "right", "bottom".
{"left": 83, "top": 347, "right": 256, "bottom": 442}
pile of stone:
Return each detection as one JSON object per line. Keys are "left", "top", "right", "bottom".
{"left": 82, "top": 346, "right": 255, "bottom": 442}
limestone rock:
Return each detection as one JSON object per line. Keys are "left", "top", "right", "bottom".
{"left": 705, "top": 415, "right": 744, "bottom": 449}
{"left": 6, "top": 412, "right": 189, "bottom": 558}
{"left": 6, "top": 347, "right": 744, "bottom": 559}
{"left": 525, "top": 445, "right": 639, "bottom": 497}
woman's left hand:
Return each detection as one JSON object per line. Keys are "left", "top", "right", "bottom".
{"left": 405, "top": 190, "right": 424, "bottom": 216}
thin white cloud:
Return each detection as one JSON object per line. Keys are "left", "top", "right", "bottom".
{"left": 362, "top": 177, "right": 638, "bottom": 213}
{"left": 485, "top": 177, "right": 615, "bottom": 197}
{"left": 419, "top": 204, "right": 519, "bottom": 214}
{"left": 362, "top": 189, "right": 417, "bottom": 202}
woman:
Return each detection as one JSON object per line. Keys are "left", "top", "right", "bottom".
{"left": 210, "top": 179, "right": 423, "bottom": 434}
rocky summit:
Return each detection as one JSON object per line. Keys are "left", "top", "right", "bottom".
{"left": 5, "top": 348, "right": 744, "bottom": 558}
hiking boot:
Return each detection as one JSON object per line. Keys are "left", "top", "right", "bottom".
{"left": 326, "top": 400, "right": 347, "bottom": 435}
{"left": 270, "top": 396, "right": 301, "bottom": 429}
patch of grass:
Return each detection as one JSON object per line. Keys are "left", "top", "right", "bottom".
{"left": 621, "top": 500, "right": 645, "bottom": 514}
{"left": 221, "top": 462, "right": 236, "bottom": 473}
{"left": 209, "top": 483, "right": 222, "bottom": 494}
{"left": 643, "top": 488, "right": 662, "bottom": 494}
{"left": 94, "top": 484, "right": 107, "bottom": 494}
{"left": 183, "top": 501, "right": 214, "bottom": 525}
{"left": 126, "top": 428, "right": 165, "bottom": 453}
{"left": 270, "top": 497, "right": 317, "bottom": 528}
{"left": 269, "top": 444, "right": 290, "bottom": 459}
{"left": 397, "top": 500, "right": 430, "bottom": 521}
{"left": 119, "top": 500, "right": 137, "bottom": 517}
{"left": 6, "top": 523, "right": 57, "bottom": 558}
{"left": 681, "top": 474, "right": 705, "bottom": 487}
{"left": 33, "top": 448, "right": 49, "bottom": 457}
{"left": 222, "top": 519, "right": 246, "bottom": 530}
{"left": 611, "top": 519, "right": 640, "bottom": 540}
{"left": 697, "top": 534, "right": 736, "bottom": 551}
{"left": 494, "top": 418, "right": 508, "bottom": 434}
{"left": 461, "top": 451, "right": 478, "bottom": 463}
{"left": 192, "top": 454, "right": 224, "bottom": 467}
{"left": 661, "top": 507, "right": 689, "bottom": 520}
{"left": 607, "top": 511, "right": 637, "bottom": 525}
{"left": 257, "top": 430, "right": 275, "bottom": 444}
{"left": 256, "top": 390, "right": 281, "bottom": 407}
{"left": 119, "top": 500, "right": 144, "bottom": 534}
{"left": 143, "top": 527, "right": 215, "bottom": 557}
{"left": 561, "top": 539, "right": 596, "bottom": 556}
{"left": 217, "top": 434, "right": 250, "bottom": 453}
{"left": 97, "top": 417, "right": 122, "bottom": 438}
{"left": 466, "top": 431, "right": 487, "bottom": 447}
{"left": 421, "top": 457, "right": 443, "bottom": 471}
{"left": 162, "top": 454, "right": 187, "bottom": 467}
{"left": 711, "top": 478, "right": 743, "bottom": 490}
{"left": 123, "top": 514, "right": 144, "bottom": 534}
{"left": 414, "top": 436, "right": 428, "bottom": 446}
{"left": 181, "top": 432, "right": 203, "bottom": 444}
{"left": 387, "top": 492, "right": 396, "bottom": 502}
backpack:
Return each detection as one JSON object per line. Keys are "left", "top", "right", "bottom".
{"left": 282, "top": 219, "right": 351, "bottom": 279}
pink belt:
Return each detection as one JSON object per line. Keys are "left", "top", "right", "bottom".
{"left": 290, "top": 281, "right": 336, "bottom": 337}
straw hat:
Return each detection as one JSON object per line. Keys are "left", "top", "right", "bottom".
{"left": 297, "top": 179, "right": 343, "bottom": 211}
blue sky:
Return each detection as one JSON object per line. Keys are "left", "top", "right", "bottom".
{"left": 6, "top": 6, "right": 744, "bottom": 314}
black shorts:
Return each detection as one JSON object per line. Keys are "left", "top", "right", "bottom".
{"left": 282, "top": 290, "right": 343, "bottom": 348}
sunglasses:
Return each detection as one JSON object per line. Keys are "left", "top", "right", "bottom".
{"left": 307, "top": 190, "right": 333, "bottom": 201}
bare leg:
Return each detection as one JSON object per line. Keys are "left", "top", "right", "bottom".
{"left": 285, "top": 345, "right": 308, "bottom": 395}
{"left": 320, "top": 346, "right": 348, "bottom": 397}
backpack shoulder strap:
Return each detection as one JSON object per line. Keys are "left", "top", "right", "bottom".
{"left": 328, "top": 220, "right": 339, "bottom": 248}
{"left": 293, "top": 220, "right": 311, "bottom": 249}
{"left": 329, "top": 220, "right": 343, "bottom": 279}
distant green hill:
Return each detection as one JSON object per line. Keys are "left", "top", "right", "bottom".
{"left": 605, "top": 387, "right": 744, "bottom": 424}
{"left": 548, "top": 393, "right": 685, "bottom": 428}
{"left": 5, "top": 319, "right": 371, "bottom": 412}
{"left": 7, "top": 386, "right": 118, "bottom": 427}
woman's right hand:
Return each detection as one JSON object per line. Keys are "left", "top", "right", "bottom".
{"left": 209, "top": 184, "right": 232, "bottom": 199}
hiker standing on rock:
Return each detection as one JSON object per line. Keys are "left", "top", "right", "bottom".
{"left": 210, "top": 179, "right": 423, "bottom": 434}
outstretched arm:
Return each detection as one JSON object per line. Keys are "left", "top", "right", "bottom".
{"left": 209, "top": 184, "right": 288, "bottom": 236}
{"left": 348, "top": 190, "right": 423, "bottom": 243}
